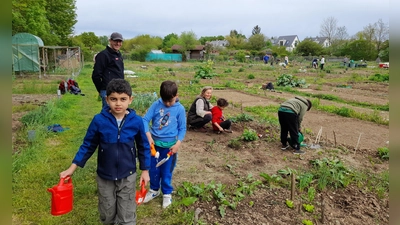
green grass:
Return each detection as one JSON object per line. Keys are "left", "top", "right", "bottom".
{"left": 12, "top": 60, "right": 389, "bottom": 224}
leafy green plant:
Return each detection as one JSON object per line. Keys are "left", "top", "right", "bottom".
{"left": 238, "top": 67, "right": 245, "bottom": 72}
{"left": 298, "top": 172, "right": 313, "bottom": 191}
{"left": 302, "top": 219, "right": 314, "bottom": 225}
{"left": 276, "top": 74, "right": 309, "bottom": 88}
{"left": 285, "top": 199, "right": 294, "bottom": 208}
{"left": 302, "top": 204, "right": 314, "bottom": 213}
{"left": 307, "top": 187, "right": 316, "bottom": 202}
{"left": 230, "top": 113, "right": 254, "bottom": 122}
{"left": 228, "top": 138, "right": 241, "bottom": 150}
{"left": 130, "top": 92, "right": 158, "bottom": 114}
{"left": 247, "top": 74, "right": 255, "bottom": 79}
{"left": 224, "top": 68, "right": 232, "bottom": 73}
{"left": 194, "top": 60, "right": 217, "bottom": 79}
{"left": 368, "top": 73, "right": 389, "bottom": 82}
{"left": 377, "top": 147, "right": 389, "bottom": 160}
{"left": 310, "top": 158, "right": 352, "bottom": 190}
{"left": 241, "top": 128, "right": 258, "bottom": 141}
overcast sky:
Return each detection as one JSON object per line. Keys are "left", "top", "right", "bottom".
{"left": 74, "top": 0, "right": 389, "bottom": 41}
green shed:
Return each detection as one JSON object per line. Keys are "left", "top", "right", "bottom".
{"left": 12, "top": 33, "right": 44, "bottom": 72}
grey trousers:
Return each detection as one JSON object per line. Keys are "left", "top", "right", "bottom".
{"left": 96, "top": 173, "right": 137, "bottom": 225}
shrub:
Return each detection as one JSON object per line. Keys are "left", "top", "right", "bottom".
{"left": 368, "top": 73, "right": 389, "bottom": 82}
{"left": 247, "top": 74, "right": 255, "bottom": 79}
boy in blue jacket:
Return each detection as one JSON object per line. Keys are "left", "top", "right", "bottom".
{"left": 60, "top": 79, "right": 150, "bottom": 225}
{"left": 142, "top": 80, "right": 187, "bottom": 208}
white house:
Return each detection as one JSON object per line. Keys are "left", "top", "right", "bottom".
{"left": 273, "top": 35, "right": 300, "bottom": 52}
{"left": 303, "top": 36, "right": 330, "bottom": 47}
{"left": 208, "top": 40, "right": 229, "bottom": 48}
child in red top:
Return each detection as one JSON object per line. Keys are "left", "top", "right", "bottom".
{"left": 211, "top": 98, "right": 233, "bottom": 133}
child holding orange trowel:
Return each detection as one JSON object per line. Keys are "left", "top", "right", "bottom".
{"left": 142, "top": 80, "right": 187, "bottom": 208}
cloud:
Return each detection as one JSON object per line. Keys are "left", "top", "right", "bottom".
{"left": 74, "top": 0, "right": 389, "bottom": 40}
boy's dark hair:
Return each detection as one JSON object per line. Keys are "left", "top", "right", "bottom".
{"left": 106, "top": 79, "right": 132, "bottom": 96}
{"left": 160, "top": 80, "right": 178, "bottom": 102}
{"left": 306, "top": 99, "right": 312, "bottom": 111}
{"left": 217, "top": 98, "right": 229, "bottom": 107}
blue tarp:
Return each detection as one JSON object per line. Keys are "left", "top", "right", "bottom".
{"left": 146, "top": 53, "right": 182, "bottom": 62}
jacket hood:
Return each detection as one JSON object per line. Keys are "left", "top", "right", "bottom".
{"left": 295, "top": 96, "right": 308, "bottom": 107}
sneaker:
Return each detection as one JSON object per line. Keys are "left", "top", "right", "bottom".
{"left": 194, "top": 126, "right": 207, "bottom": 133}
{"left": 162, "top": 194, "right": 172, "bottom": 208}
{"left": 143, "top": 189, "right": 160, "bottom": 203}
{"left": 224, "top": 129, "right": 233, "bottom": 133}
{"left": 293, "top": 149, "right": 305, "bottom": 155}
{"left": 281, "top": 145, "right": 290, "bottom": 150}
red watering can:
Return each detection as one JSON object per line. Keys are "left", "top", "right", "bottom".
{"left": 47, "top": 176, "right": 73, "bottom": 216}
{"left": 135, "top": 181, "right": 147, "bottom": 206}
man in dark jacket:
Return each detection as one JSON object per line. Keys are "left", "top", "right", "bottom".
{"left": 92, "top": 32, "right": 124, "bottom": 108}
{"left": 278, "top": 96, "right": 312, "bottom": 154}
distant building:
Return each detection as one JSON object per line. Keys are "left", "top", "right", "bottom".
{"left": 273, "top": 35, "right": 300, "bottom": 52}
{"left": 171, "top": 44, "right": 205, "bottom": 60}
{"left": 303, "top": 36, "right": 330, "bottom": 47}
{"left": 208, "top": 40, "right": 229, "bottom": 48}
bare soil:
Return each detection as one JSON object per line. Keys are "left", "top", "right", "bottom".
{"left": 12, "top": 75, "right": 389, "bottom": 224}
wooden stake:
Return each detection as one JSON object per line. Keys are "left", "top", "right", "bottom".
{"left": 321, "top": 195, "right": 325, "bottom": 224}
{"left": 333, "top": 130, "right": 337, "bottom": 147}
{"left": 291, "top": 173, "right": 295, "bottom": 201}
{"left": 355, "top": 133, "right": 362, "bottom": 154}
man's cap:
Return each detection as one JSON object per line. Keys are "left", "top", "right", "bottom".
{"left": 110, "top": 32, "right": 123, "bottom": 41}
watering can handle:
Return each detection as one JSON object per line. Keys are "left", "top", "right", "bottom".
{"left": 58, "top": 175, "right": 72, "bottom": 186}
{"left": 140, "top": 181, "right": 146, "bottom": 194}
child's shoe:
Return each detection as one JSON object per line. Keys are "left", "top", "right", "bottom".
{"left": 143, "top": 189, "right": 160, "bottom": 203}
{"left": 162, "top": 194, "right": 172, "bottom": 208}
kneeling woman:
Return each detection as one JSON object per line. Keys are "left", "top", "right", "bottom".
{"left": 187, "top": 86, "right": 213, "bottom": 132}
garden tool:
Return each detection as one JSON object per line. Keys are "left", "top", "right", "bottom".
{"left": 310, "top": 127, "right": 322, "bottom": 149}
{"left": 150, "top": 143, "right": 159, "bottom": 159}
{"left": 135, "top": 181, "right": 147, "bottom": 206}
{"left": 156, "top": 151, "right": 173, "bottom": 167}
{"left": 287, "top": 132, "right": 307, "bottom": 147}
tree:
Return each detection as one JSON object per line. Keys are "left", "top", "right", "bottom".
{"left": 294, "top": 39, "right": 324, "bottom": 56}
{"left": 341, "top": 39, "right": 375, "bottom": 60}
{"left": 178, "top": 31, "right": 199, "bottom": 60}
{"left": 252, "top": 25, "right": 261, "bottom": 35}
{"left": 12, "top": 0, "right": 77, "bottom": 45}
{"left": 336, "top": 26, "right": 349, "bottom": 41}
{"left": 99, "top": 35, "right": 109, "bottom": 46}
{"left": 12, "top": 0, "right": 51, "bottom": 40}
{"left": 229, "top": 30, "right": 246, "bottom": 39}
{"left": 162, "top": 33, "right": 179, "bottom": 48}
{"left": 319, "top": 16, "right": 338, "bottom": 46}
{"left": 77, "top": 32, "right": 100, "bottom": 50}
{"left": 45, "top": 0, "right": 77, "bottom": 46}
{"left": 374, "top": 19, "right": 389, "bottom": 53}
{"left": 247, "top": 33, "right": 266, "bottom": 51}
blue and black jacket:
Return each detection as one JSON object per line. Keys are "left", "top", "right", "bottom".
{"left": 72, "top": 106, "right": 150, "bottom": 180}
